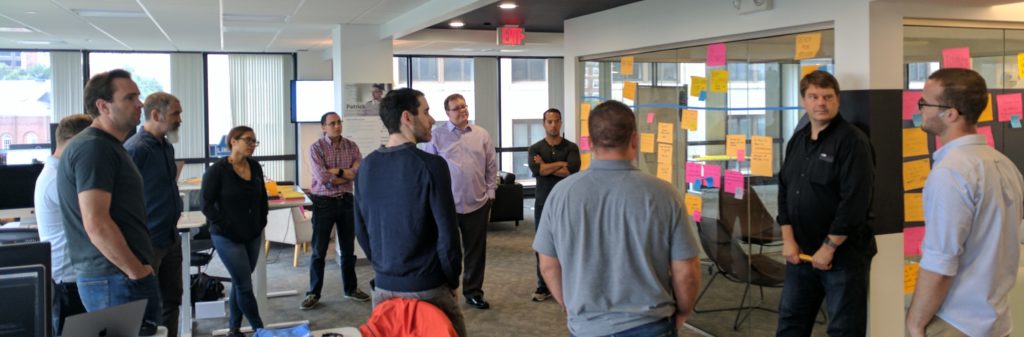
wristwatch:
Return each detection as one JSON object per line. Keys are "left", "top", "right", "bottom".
{"left": 823, "top": 237, "right": 840, "bottom": 249}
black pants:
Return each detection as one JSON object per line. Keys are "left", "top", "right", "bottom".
{"left": 152, "top": 237, "right": 183, "bottom": 337}
{"left": 533, "top": 200, "right": 548, "bottom": 292}
{"left": 776, "top": 256, "right": 872, "bottom": 337}
{"left": 307, "top": 194, "right": 358, "bottom": 296}
{"left": 51, "top": 280, "right": 86, "bottom": 336}
{"left": 458, "top": 201, "right": 491, "bottom": 298}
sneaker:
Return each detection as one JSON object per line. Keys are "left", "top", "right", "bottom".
{"left": 299, "top": 294, "right": 319, "bottom": 310}
{"left": 532, "top": 289, "right": 552, "bottom": 302}
{"left": 226, "top": 329, "right": 246, "bottom": 337}
{"left": 345, "top": 288, "right": 371, "bottom": 302}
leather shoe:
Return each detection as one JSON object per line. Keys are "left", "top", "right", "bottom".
{"left": 466, "top": 296, "right": 490, "bottom": 309}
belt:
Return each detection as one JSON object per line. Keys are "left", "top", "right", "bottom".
{"left": 313, "top": 193, "right": 352, "bottom": 200}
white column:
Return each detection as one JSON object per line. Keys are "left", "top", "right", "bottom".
{"left": 331, "top": 24, "right": 393, "bottom": 114}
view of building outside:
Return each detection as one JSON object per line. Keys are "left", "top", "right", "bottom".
{"left": 0, "top": 51, "right": 52, "bottom": 165}
{"left": 500, "top": 58, "right": 549, "bottom": 183}
{"left": 407, "top": 57, "right": 476, "bottom": 128}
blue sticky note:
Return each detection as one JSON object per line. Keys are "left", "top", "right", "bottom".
{"left": 699, "top": 90, "right": 707, "bottom": 101}
{"left": 705, "top": 176, "right": 714, "bottom": 188}
{"left": 1012, "top": 115, "right": 1022, "bottom": 129}
{"left": 693, "top": 179, "right": 702, "bottom": 190}
{"left": 912, "top": 114, "right": 923, "bottom": 127}
{"left": 818, "top": 65, "right": 828, "bottom": 71}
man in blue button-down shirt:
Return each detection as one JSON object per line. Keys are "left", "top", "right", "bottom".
{"left": 124, "top": 92, "right": 184, "bottom": 337}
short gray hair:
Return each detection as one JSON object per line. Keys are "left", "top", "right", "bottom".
{"left": 143, "top": 92, "right": 179, "bottom": 121}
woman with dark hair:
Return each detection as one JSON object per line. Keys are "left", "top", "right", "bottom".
{"left": 201, "top": 125, "right": 268, "bottom": 337}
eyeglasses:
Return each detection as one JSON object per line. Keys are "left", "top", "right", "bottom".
{"left": 237, "top": 137, "right": 260, "bottom": 146}
{"left": 917, "top": 99, "right": 952, "bottom": 111}
{"left": 448, "top": 104, "right": 467, "bottom": 112}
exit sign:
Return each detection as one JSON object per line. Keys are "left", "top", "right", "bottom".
{"left": 497, "top": 27, "right": 526, "bottom": 46}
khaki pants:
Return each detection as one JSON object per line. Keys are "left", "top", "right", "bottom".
{"left": 906, "top": 316, "right": 968, "bottom": 337}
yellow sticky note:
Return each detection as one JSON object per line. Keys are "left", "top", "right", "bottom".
{"left": 1018, "top": 53, "right": 1024, "bottom": 80}
{"left": 685, "top": 193, "right": 703, "bottom": 215}
{"left": 904, "top": 193, "right": 925, "bottom": 222}
{"left": 640, "top": 133, "right": 655, "bottom": 153}
{"left": 710, "top": 70, "right": 729, "bottom": 93}
{"left": 623, "top": 81, "right": 637, "bottom": 101}
{"left": 621, "top": 56, "right": 634, "bottom": 76}
{"left": 657, "top": 123, "right": 673, "bottom": 144}
{"left": 903, "top": 158, "right": 931, "bottom": 191}
{"left": 726, "top": 134, "right": 746, "bottom": 159}
{"left": 750, "top": 136, "right": 773, "bottom": 177}
{"left": 581, "top": 122, "right": 589, "bottom": 137}
{"left": 580, "top": 103, "right": 591, "bottom": 121}
{"left": 795, "top": 32, "right": 822, "bottom": 60}
{"left": 681, "top": 109, "right": 698, "bottom": 131}
{"left": 657, "top": 143, "right": 673, "bottom": 165}
{"left": 902, "top": 128, "right": 929, "bottom": 158}
{"left": 979, "top": 93, "right": 993, "bottom": 122}
{"left": 657, "top": 163, "right": 673, "bottom": 183}
{"left": 904, "top": 263, "right": 920, "bottom": 294}
{"left": 801, "top": 65, "right": 821, "bottom": 79}
{"left": 580, "top": 152, "right": 591, "bottom": 171}
{"left": 690, "top": 76, "right": 707, "bottom": 97}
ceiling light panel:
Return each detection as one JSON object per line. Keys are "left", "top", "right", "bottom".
{"left": 499, "top": 2, "right": 517, "bottom": 9}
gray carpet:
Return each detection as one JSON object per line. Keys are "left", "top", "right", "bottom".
{"left": 192, "top": 198, "right": 826, "bottom": 337}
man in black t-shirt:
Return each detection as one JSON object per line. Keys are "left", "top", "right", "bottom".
{"left": 58, "top": 69, "right": 162, "bottom": 336}
{"left": 527, "top": 108, "right": 581, "bottom": 302}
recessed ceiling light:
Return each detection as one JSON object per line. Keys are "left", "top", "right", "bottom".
{"left": 25, "top": 11, "right": 37, "bottom": 15}
{"left": 0, "top": 27, "right": 32, "bottom": 33}
{"left": 72, "top": 9, "right": 147, "bottom": 18}
{"left": 17, "top": 40, "right": 52, "bottom": 45}
{"left": 223, "top": 14, "right": 287, "bottom": 23}
{"left": 449, "top": 21, "right": 465, "bottom": 28}
{"left": 499, "top": 2, "right": 517, "bottom": 9}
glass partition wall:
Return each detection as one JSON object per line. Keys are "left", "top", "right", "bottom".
{"left": 577, "top": 30, "right": 833, "bottom": 337}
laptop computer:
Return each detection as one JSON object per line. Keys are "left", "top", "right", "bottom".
{"left": 62, "top": 300, "right": 146, "bottom": 337}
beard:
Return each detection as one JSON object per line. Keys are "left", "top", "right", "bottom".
{"left": 166, "top": 129, "right": 180, "bottom": 144}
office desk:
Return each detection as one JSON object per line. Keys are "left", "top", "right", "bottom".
{"left": 177, "top": 211, "right": 206, "bottom": 337}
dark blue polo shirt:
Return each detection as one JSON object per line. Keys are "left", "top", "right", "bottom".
{"left": 124, "top": 129, "right": 183, "bottom": 249}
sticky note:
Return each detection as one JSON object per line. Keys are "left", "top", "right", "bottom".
{"left": 657, "top": 123, "right": 673, "bottom": 143}
{"left": 736, "top": 149, "right": 745, "bottom": 162}
{"left": 580, "top": 136, "right": 590, "bottom": 151}
{"left": 690, "top": 76, "right": 707, "bottom": 97}
{"left": 580, "top": 152, "right": 591, "bottom": 171}
{"left": 580, "top": 103, "right": 591, "bottom": 121}
{"left": 978, "top": 125, "right": 995, "bottom": 148}
{"left": 657, "top": 162, "right": 672, "bottom": 183}
{"left": 979, "top": 93, "right": 993, "bottom": 122}
{"left": 647, "top": 112, "right": 655, "bottom": 124}
{"left": 703, "top": 164, "right": 721, "bottom": 189}
{"left": 707, "top": 43, "right": 726, "bottom": 67}
{"left": 794, "top": 32, "right": 821, "bottom": 60}
{"left": 902, "top": 91, "right": 922, "bottom": 121}
{"left": 734, "top": 188, "right": 744, "bottom": 200}
{"left": 681, "top": 109, "right": 698, "bottom": 131}
{"left": 623, "top": 81, "right": 637, "bottom": 101}
{"left": 693, "top": 210, "right": 702, "bottom": 221}
{"left": 942, "top": 47, "right": 971, "bottom": 69}
{"left": 621, "top": 56, "right": 634, "bottom": 76}
{"left": 724, "top": 170, "right": 744, "bottom": 195}
{"left": 699, "top": 91, "right": 707, "bottom": 101}
{"left": 1012, "top": 115, "right": 1022, "bottom": 129}
{"left": 685, "top": 162, "right": 703, "bottom": 183}
{"left": 710, "top": 69, "right": 729, "bottom": 93}
{"left": 657, "top": 143, "right": 673, "bottom": 165}
{"left": 912, "top": 114, "right": 923, "bottom": 127}
{"left": 904, "top": 226, "right": 925, "bottom": 257}
{"left": 725, "top": 134, "right": 746, "bottom": 160}
{"left": 935, "top": 136, "right": 942, "bottom": 151}
{"left": 750, "top": 136, "right": 773, "bottom": 177}
{"left": 685, "top": 193, "right": 703, "bottom": 215}
{"left": 997, "top": 93, "right": 1023, "bottom": 122}
{"left": 801, "top": 65, "right": 820, "bottom": 79}
{"left": 581, "top": 122, "right": 589, "bottom": 137}
{"left": 904, "top": 192, "right": 925, "bottom": 222}
{"left": 693, "top": 179, "right": 702, "bottom": 190}
{"left": 903, "top": 158, "right": 931, "bottom": 191}
{"left": 902, "top": 128, "right": 929, "bottom": 158}
{"left": 640, "top": 133, "right": 655, "bottom": 153}
{"left": 1018, "top": 53, "right": 1024, "bottom": 80}
{"left": 705, "top": 176, "right": 714, "bottom": 188}
{"left": 904, "top": 263, "right": 920, "bottom": 294}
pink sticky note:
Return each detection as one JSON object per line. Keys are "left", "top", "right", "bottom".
{"left": 978, "top": 125, "right": 995, "bottom": 148}
{"left": 580, "top": 136, "right": 590, "bottom": 151}
{"left": 904, "top": 226, "right": 925, "bottom": 256}
{"left": 685, "top": 162, "right": 703, "bottom": 183}
{"left": 703, "top": 164, "right": 721, "bottom": 188}
{"left": 935, "top": 136, "right": 942, "bottom": 150}
{"left": 736, "top": 149, "right": 745, "bottom": 162}
{"left": 693, "top": 210, "right": 702, "bottom": 221}
{"left": 706, "top": 43, "right": 726, "bottom": 67}
{"left": 942, "top": 47, "right": 971, "bottom": 69}
{"left": 724, "top": 170, "right": 744, "bottom": 195}
{"left": 646, "top": 112, "right": 655, "bottom": 124}
{"left": 902, "top": 91, "right": 922, "bottom": 121}
{"left": 997, "top": 93, "right": 1023, "bottom": 122}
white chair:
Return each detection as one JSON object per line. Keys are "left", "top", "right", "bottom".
{"left": 264, "top": 207, "right": 314, "bottom": 267}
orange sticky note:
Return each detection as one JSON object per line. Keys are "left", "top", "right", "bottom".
{"left": 904, "top": 192, "right": 925, "bottom": 222}
{"left": 623, "top": 81, "right": 637, "bottom": 101}
{"left": 710, "top": 70, "right": 728, "bottom": 93}
{"left": 1018, "top": 53, "right": 1024, "bottom": 80}
{"left": 657, "top": 143, "right": 673, "bottom": 165}
{"left": 904, "top": 263, "right": 920, "bottom": 294}
{"left": 581, "top": 122, "right": 589, "bottom": 137}
{"left": 684, "top": 193, "right": 703, "bottom": 215}
{"left": 657, "top": 163, "right": 673, "bottom": 183}
{"left": 621, "top": 56, "right": 634, "bottom": 76}
{"left": 750, "top": 136, "right": 773, "bottom": 177}
{"left": 580, "top": 152, "right": 591, "bottom": 171}
{"left": 726, "top": 134, "right": 746, "bottom": 160}
{"left": 903, "top": 158, "right": 931, "bottom": 191}
{"left": 580, "top": 103, "right": 591, "bottom": 121}
{"left": 801, "top": 65, "right": 821, "bottom": 79}
{"left": 657, "top": 122, "right": 673, "bottom": 144}
{"left": 902, "top": 128, "right": 928, "bottom": 158}
{"left": 795, "top": 32, "right": 822, "bottom": 60}
{"left": 979, "top": 93, "right": 993, "bottom": 122}
{"left": 690, "top": 76, "right": 707, "bottom": 97}
{"left": 640, "top": 133, "right": 655, "bottom": 153}
{"left": 681, "top": 109, "right": 698, "bottom": 131}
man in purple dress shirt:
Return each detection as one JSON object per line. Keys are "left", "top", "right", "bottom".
{"left": 425, "top": 93, "right": 498, "bottom": 310}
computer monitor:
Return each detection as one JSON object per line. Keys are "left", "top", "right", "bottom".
{"left": 0, "top": 242, "right": 51, "bottom": 337}
{"left": 0, "top": 163, "right": 45, "bottom": 220}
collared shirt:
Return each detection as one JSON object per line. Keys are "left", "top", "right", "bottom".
{"left": 309, "top": 135, "right": 362, "bottom": 197}
{"left": 533, "top": 159, "right": 699, "bottom": 336}
{"left": 920, "top": 134, "right": 1024, "bottom": 337}
{"left": 425, "top": 121, "right": 497, "bottom": 214}
{"left": 34, "top": 156, "right": 75, "bottom": 283}
{"left": 124, "top": 129, "right": 183, "bottom": 249}
{"left": 528, "top": 138, "right": 582, "bottom": 206}
{"left": 777, "top": 115, "right": 876, "bottom": 265}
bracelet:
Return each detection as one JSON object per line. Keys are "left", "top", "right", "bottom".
{"left": 823, "top": 237, "right": 840, "bottom": 249}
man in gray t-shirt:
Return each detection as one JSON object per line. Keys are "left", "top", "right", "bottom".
{"left": 533, "top": 100, "right": 701, "bottom": 337}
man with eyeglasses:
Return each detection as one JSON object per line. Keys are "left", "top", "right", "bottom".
{"left": 906, "top": 68, "right": 1024, "bottom": 337}
{"left": 425, "top": 93, "right": 498, "bottom": 310}
{"left": 776, "top": 70, "right": 876, "bottom": 336}
{"left": 300, "top": 111, "right": 371, "bottom": 311}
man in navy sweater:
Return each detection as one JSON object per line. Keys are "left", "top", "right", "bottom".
{"left": 354, "top": 88, "right": 465, "bottom": 337}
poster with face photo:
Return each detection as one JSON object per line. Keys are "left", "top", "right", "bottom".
{"left": 342, "top": 83, "right": 391, "bottom": 156}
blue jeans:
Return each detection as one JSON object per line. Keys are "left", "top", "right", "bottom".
{"left": 212, "top": 234, "right": 264, "bottom": 330}
{"left": 77, "top": 272, "right": 162, "bottom": 333}
{"left": 776, "top": 259, "right": 870, "bottom": 337}
{"left": 307, "top": 194, "right": 358, "bottom": 296}
{"left": 572, "top": 317, "right": 677, "bottom": 337}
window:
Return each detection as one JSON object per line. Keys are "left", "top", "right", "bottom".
{"left": 511, "top": 59, "right": 546, "bottom": 82}
{"left": 1, "top": 134, "right": 10, "bottom": 150}
{"left": 657, "top": 63, "right": 680, "bottom": 85}
{"left": 500, "top": 58, "right": 549, "bottom": 182}
{"left": 88, "top": 52, "right": 171, "bottom": 105}
{"left": 412, "top": 57, "right": 438, "bottom": 81}
{"left": 407, "top": 57, "right": 475, "bottom": 123}
{"left": 510, "top": 119, "right": 544, "bottom": 179}
{"left": 443, "top": 58, "right": 473, "bottom": 81}
{"left": 0, "top": 51, "right": 52, "bottom": 166}
{"left": 23, "top": 132, "right": 37, "bottom": 144}
{"left": 393, "top": 57, "right": 408, "bottom": 88}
